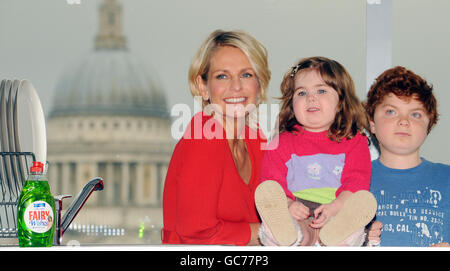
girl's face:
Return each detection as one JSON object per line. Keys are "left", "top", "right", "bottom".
{"left": 292, "top": 69, "right": 339, "bottom": 132}
{"left": 197, "top": 46, "right": 260, "bottom": 122}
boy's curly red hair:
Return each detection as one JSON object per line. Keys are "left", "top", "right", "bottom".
{"left": 365, "top": 66, "right": 438, "bottom": 133}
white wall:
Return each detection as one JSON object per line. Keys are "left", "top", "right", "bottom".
{"left": 392, "top": 0, "right": 450, "bottom": 164}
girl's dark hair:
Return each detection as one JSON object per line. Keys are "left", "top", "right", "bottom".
{"left": 278, "top": 56, "right": 368, "bottom": 142}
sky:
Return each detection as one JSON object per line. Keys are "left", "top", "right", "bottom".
{"left": 0, "top": 0, "right": 366, "bottom": 111}
{"left": 0, "top": 0, "right": 449, "bottom": 163}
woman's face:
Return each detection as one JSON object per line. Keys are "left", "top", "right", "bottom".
{"left": 197, "top": 46, "right": 260, "bottom": 122}
{"left": 292, "top": 69, "right": 339, "bottom": 132}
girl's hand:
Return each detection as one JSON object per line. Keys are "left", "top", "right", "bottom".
{"left": 310, "top": 191, "right": 352, "bottom": 229}
{"left": 287, "top": 199, "right": 310, "bottom": 221}
{"left": 309, "top": 201, "right": 341, "bottom": 228}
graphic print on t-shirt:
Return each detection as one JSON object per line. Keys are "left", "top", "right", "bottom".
{"left": 285, "top": 153, "right": 344, "bottom": 193}
{"left": 373, "top": 186, "right": 445, "bottom": 246}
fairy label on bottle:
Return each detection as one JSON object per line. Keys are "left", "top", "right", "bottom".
{"left": 23, "top": 200, "right": 54, "bottom": 233}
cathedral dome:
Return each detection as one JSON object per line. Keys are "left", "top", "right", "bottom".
{"left": 49, "top": 0, "right": 168, "bottom": 119}
{"left": 50, "top": 49, "right": 168, "bottom": 118}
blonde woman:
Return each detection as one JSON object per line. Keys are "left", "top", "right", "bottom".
{"left": 162, "top": 30, "right": 270, "bottom": 245}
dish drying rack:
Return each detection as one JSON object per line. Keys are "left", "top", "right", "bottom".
{"left": 0, "top": 151, "right": 103, "bottom": 245}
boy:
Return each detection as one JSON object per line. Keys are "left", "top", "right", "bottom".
{"left": 365, "top": 66, "right": 450, "bottom": 247}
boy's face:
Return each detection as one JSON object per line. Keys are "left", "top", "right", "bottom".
{"left": 370, "top": 93, "right": 430, "bottom": 159}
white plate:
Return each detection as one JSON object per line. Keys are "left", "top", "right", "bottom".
{"left": 0, "top": 80, "right": 11, "bottom": 153}
{"left": 0, "top": 79, "right": 5, "bottom": 153}
{"left": 15, "top": 80, "right": 47, "bottom": 166}
{"left": 12, "top": 80, "right": 26, "bottom": 181}
{"left": 8, "top": 80, "right": 20, "bottom": 153}
{"left": 8, "top": 80, "right": 25, "bottom": 184}
{"left": 0, "top": 79, "right": 10, "bottom": 227}
{"left": 0, "top": 80, "right": 16, "bottom": 198}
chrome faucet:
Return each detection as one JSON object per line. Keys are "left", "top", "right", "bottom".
{"left": 53, "top": 177, "right": 104, "bottom": 245}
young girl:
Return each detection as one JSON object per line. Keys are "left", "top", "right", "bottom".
{"left": 255, "top": 56, "right": 377, "bottom": 246}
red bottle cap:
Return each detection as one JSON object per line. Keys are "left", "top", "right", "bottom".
{"left": 30, "top": 161, "right": 44, "bottom": 173}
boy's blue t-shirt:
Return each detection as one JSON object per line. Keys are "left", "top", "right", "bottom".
{"left": 370, "top": 158, "right": 450, "bottom": 247}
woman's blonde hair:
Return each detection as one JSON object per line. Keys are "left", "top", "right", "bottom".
{"left": 188, "top": 29, "right": 271, "bottom": 108}
{"left": 278, "top": 56, "right": 368, "bottom": 142}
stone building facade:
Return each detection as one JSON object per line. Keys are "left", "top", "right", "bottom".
{"left": 47, "top": 0, "right": 173, "bottom": 244}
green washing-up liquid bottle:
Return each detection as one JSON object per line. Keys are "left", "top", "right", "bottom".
{"left": 17, "top": 161, "right": 55, "bottom": 247}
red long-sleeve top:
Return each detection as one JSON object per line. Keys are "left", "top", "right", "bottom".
{"left": 161, "top": 112, "right": 266, "bottom": 245}
{"left": 260, "top": 126, "right": 371, "bottom": 202}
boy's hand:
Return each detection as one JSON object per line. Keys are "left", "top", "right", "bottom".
{"left": 287, "top": 199, "right": 310, "bottom": 221}
{"left": 366, "top": 220, "right": 382, "bottom": 246}
{"left": 430, "top": 242, "right": 450, "bottom": 247}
